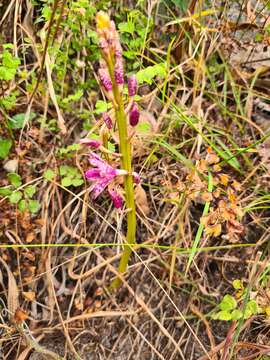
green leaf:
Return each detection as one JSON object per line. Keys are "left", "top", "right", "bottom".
{"left": 7, "top": 173, "right": 22, "bottom": 188}
{"left": 72, "top": 178, "right": 84, "bottom": 187}
{"left": 220, "top": 295, "right": 237, "bottom": 311}
{"left": 243, "top": 300, "right": 258, "bottom": 319}
{"left": 59, "top": 165, "right": 69, "bottom": 176}
{"left": 44, "top": 169, "right": 55, "bottom": 181}
{"left": 0, "top": 187, "right": 12, "bottom": 196}
{"left": 232, "top": 279, "right": 243, "bottom": 290}
{"left": 9, "top": 191, "right": 23, "bottom": 204}
{"left": 24, "top": 185, "right": 36, "bottom": 198}
{"left": 28, "top": 199, "right": 40, "bottom": 214}
{"left": 213, "top": 310, "right": 232, "bottom": 321}
{"left": 8, "top": 112, "right": 36, "bottom": 129}
{"left": 136, "top": 63, "right": 167, "bottom": 85}
{"left": 62, "top": 89, "right": 83, "bottom": 104}
{"left": 0, "top": 138, "right": 12, "bottom": 159}
{"left": 18, "top": 199, "right": 27, "bottom": 212}
{"left": 118, "top": 21, "right": 135, "bottom": 35}
{"left": 231, "top": 309, "right": 243, "bottom": 320}
{"left": 61, "top": 177, "right": 72, "bottom": 187}
{"left": 95, "top": 100, "right": 111, "bottom": 115}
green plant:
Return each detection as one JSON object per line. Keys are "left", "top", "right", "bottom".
{"left": 0, "top": 44, "right": 20, "bottom": 110}
{"left": 0, "top": 138, "right": 12, "bottom": 159}
{"left": 117, "top": 9, "right": 153, "bottom": 64}
{"left": 0, "top": 173, "right": 40, "bottom": 214}
{"left": 212, "top": 291, "right": 258, "bottom": 321}
{"left": 59, "top": 165, "right": 84, "bottom": 187}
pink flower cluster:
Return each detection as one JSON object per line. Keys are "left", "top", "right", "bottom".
{"left": 81, "top": 151, "right": 139, "bottom": 209}
{"left": 80, "top": 13, "right": 142, "bottom": 209}
{"left": 96, "top": 13, "right": 140, "bottom": 128}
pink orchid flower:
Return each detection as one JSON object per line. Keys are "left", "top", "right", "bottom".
{"left": 85, "top": 152, "right": 140, "bottom": 207}
{"left": 85, "top": 152, "right": 127, "bottom": 199}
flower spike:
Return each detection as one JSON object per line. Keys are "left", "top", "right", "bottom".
{"left": 129, "top": 102, "right": 140, "bottom": 127}
{"left": 128, "top": 75, "right": 137, "bottom": 97}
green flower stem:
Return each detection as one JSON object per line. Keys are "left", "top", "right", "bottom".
{"left": 107, "top": 59, "right": 136, "bottom": 289}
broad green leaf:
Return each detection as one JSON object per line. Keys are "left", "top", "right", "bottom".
{"left": 8, "top": 173, "right": 22, "bottom": 188}
{"left": 9, "top": 191, "right": 23, "bottom": 204}
{"left": 0, "top": 187, "right": 12, "bottom": 196}
{"left": 136, "top": 63, "right": 167, "bottom": 85}
{"left": 243, "top": 300, "right": 258, "bottom": 319}
{"left": 18, "top": 199, "right": 27, "bottom": 212}
{"left": 220, "top": 295, "right": 237, "bottom": 311}
{"left": 62, "top": 89, "right": 83, "bottom": 104}
{"left": 95, "top": 100, "right": 111, "bottom": 115}
{"left": 118, "top": 21, "right": 135, "bottom": 35}
{"left": 231, "top": 309, "right": 242, "bottom": 320}
{"left": 213, "top": 310, "right": 232, "bottom": 321}
{"left": 59, "top": 165, "right": 69, "bottom": 176}
{"left": 44, "top": 169, "right": 55, "bottom": 181}
{"left": 232, "top": 279, "right": 243, "bottom": 290}
{"left": 72, "top": 178, "right": 84, "bottom": 187}
{"left": 8, "top": 112, "right": 36, "bottom": 129}
{"left": 24, "top": 185, "right": 36, "bottom": 198}
{"left": 28, "top": 199, "right": 40, "bottom": 214}
{"left": 0, "top": 138, "right": 12, "bottom": 159}
{"left": 61, "top": 177, "right": 72, "bottom": 187}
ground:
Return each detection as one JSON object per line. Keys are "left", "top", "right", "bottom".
{"left": 0, "top": 1, "right": 270, "bottom": 359}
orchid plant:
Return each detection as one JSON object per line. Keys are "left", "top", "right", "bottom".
{"left": 80, "top": 12, "right": 141, "bottom": 288}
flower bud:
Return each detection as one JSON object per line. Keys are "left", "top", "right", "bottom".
{"left": 108, "top": 189, "right": 123, "bottom": 209}
{"left": 114, "top": 57, "right": 124, "bottom": 85}
{"left": 132, "top": 172, "right": 140, "bottom": 184}
{"left": 102, "top": 112, "right": 113, "bottom": 130}
{"left": 128, "top": 75, "right": 137, "bottom": 97}
{"left": 96, "top": 11, "right": 110, "bottom": 31}
{"left": 80, "top": 138, "right": 101, "bottom": 149}
{"left": 98, "top": 68, "right": 113, "bottom": 92}
{"left": 129, "top": 102, "right": 140, "bottom": 127}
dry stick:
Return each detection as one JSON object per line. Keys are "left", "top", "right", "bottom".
{"left": 27, "top": 0, "right": 66, "bottom": 134}
{"left": 27, "top": 0, "right": 59, "bottom": 105}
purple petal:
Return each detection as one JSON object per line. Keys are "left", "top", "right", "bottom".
{"left": 114, "top": 57, "right": 124, "bottom": 85}
{"left": 98, "top": 68, "right": 113, "bottom": 92}
{"left": 102, "top": 112, "right": 113, "bottom": 130}
{"left": 88, "top": 152, "right": 118, "bottom": 179}
{"left": 85, "top": 168, "right": 101, "bottom": 180}
{"left": 80, "top": 138, "right": 101, "bottom": 149}
{"left": 129, "top": 102, "right": 140, "bottom": 127}
{"left": 90, "top": 178, "right": 111, "bottom": 199}
{"left": 108, "top": 189, "right": 123, "bottom": 209}
{"left": 128, "top": 75, "right": 137, "bottom": 97}
{"left": 88, "top": 152, "right": 107, "bottom": 168}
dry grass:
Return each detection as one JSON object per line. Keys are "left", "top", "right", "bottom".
{"left": 1, "top": 0, "right": 270, "bottom": 359}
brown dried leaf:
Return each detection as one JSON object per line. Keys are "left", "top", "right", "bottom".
{"left": 22, "top": 291, "right": 36, "bottom": 302}
{"left": 135, "top": 185, "right": 150, "bottom": 216}
{"left": 14, "top": 308, "right": 28, "bottom": 323}
{"left": 0, "top": 257, "right": 19, "bottom": 320}
{"left": 205, "top": 223, "right": 222, "bottom": 237}
{"left": 26, "top": 232, "right": 35, "bottom": 243}
{"left": 219, "top": 173, "right": 229, "bottom": 186}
